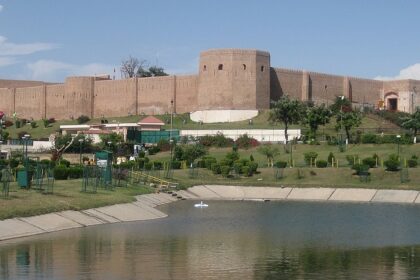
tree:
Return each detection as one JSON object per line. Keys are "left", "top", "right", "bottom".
{"left": 99, "top": 132, "right": 124, "bottom": 153}
{"left": 137, "top": 65, "right": 168, "bottom": 77}
{"left": 121, "top": 56, "right": 143, "bottom": 78}
{"left": 257, "top": 144, "right": 280, "bottom": 167}
{"left": 121, "top": 56, "right": 168, "bottom": 78}
{"left": 335, "top": 111, "right": 362, "bottom": 141}
{"left": 304, "top": 104, "right": 332, "bottom": 139}
{"left": 173, "top": 144, "right": 207, "bottom": 165}
{"left": 330, "top": 96, "right": 352, "bottom": 114}
{"left": 400, "top": 108, "right": 420, "bottom": 143}
{"left": 269, "top": 96, "right": 305, "bottom": 143}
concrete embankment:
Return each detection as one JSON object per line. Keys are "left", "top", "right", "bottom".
{"left": 0, "top": 193, "right": 177, "bottom": 242}
{"left": 179, "top": 185, "right": 420, "bottom": 205}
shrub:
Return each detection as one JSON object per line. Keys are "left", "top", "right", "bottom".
{"left": 274, "top": 161, "right": 287, "bottom": 168}
{"left": 233, "top": 161, "right": 243, "bottom": 174}
{"left": 3, "top": 120, "right": 13, "bottom": 128}
{"left": 361, "top": 133, "right": 377, "bottom": 144}
{"left": 68, "top": 167, "right": 83, "bottom": 179}
{"left": 148, "top": 146, "right": 160, "bottom": 155}
{"left": 384, "top": 154, "right": 400, "bottom": 171}
{"left": 362, "top": 157, "right": 377, "bottom": 168}
{"left": 213, "top": 133, "right": 233, "bottom": 147}
{"left": 153, "top": 161, "right": 163, "bottom": 170}
{"left": 42, "top": 119, "right": 49, "bottom": 128}
{"left": 316, "top": 160, "right": 328, "bottom": 168}
{"left": 346, "top": 155, "right": 359, "bottom": 166}
{"left": 203, "top": 157, "right": 217, "bottom": 169}
{"left": 220, "top": 165, "right": 231, "bottom": 177}
{"left": 241, "top": 166, "right": 250, "bottom": 177}
{"left": 48, "top": 118, "right": 56, "bottom": 124}
{"left": 304, "top": 151, "right": 318, "bottom": 165}
{"left": 327, "top": 152, "right": 335, "bottom": 165}
{"left": 250, "top": 154, "right": 254, "bottom": 162}
{"left": 53, "top": 166, "right": 69, "bottom": 180}
{"left": 352, "top": 163, "right": 370, "bottom": 175}
{"left": 137, "top": 158, "right": 146, "bottom": 169}
{"left": 225, "top": 151, "right": 240, "bottom": 166}
{"left": 40, "top": 159, "right": 55, "bottom": 168}
{"left": 407, "top": 159, "right": 418, "bottom": 168}
{"left": 30, "top": 121, "right": 37, "bottom": 128}
{"left": 77, "top": 115, "right": 90, "bottom": 124}
{"left": 15, "top": 119, "right": 21, "bottom": 128}
{"left": 144, "top": 162, "right": 153, "bottom": 170}
{"left": 211, "top": 163, "right": 221, "bottom": 175}
{"left": 59, "top": 159, "right": 71, "bottom": 168}
{"left": 249, "top": 162, "right": 258, "bottom": 174}
{"left": 138, "top": 151, "right": 145, "bottom": 158}
{"left": 236, "top": 134, "right": 259, "bottom": 149}
{"left": 171, "top": 160, "right": 182, "bottom": 169}
{"left": 156, "top": 139, "right": 170, "bottom": 151}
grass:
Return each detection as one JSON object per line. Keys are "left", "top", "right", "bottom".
{"left": 1, "top": 111, "right": 402, "bottom": 139}
{"left": 0, "top": 179, "right": 152, "bottom": 220}
{"left": 170, "top": 167, "right": 420, "bottom": 190}
{"left": 150, "top": 143, "right": 419, "bottom": 169}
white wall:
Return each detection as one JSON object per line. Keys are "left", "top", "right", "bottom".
{"left": 180, "top": 129, "right": 301, "bottom": 143}
{"left": 190, "top": 110, "right": 259, "bottom": 123}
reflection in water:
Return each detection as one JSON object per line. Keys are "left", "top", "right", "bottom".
{"left": 1, "top": 201, "right": 420, "bottom": 279}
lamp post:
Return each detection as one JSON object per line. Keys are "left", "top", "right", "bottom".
{"left": 396, "top": 134, "right": 401, "bottom": 160}
{"left": 170, "top": 99, "right": 174, "bottom": 142}
{"left": 78, "top": 138, "right": 84, "bottom": 165}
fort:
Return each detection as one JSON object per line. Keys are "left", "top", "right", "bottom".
{"left": 0, "top": 48, "right": 419, "bottom": 120}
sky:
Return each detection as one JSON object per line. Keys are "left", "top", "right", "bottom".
{"left": 0, "top": 0, "right": 420, "bottom": 82}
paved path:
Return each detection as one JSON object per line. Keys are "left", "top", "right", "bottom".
{"left": 0, "top": 193, "right": 176, "bottom": 242}
{"left": 184, "top": 185, "right": 420, "bottom": 205}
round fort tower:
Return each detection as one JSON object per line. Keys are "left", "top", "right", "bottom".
{"left": 197, "top": 49, "right": 271, "bottom": 110}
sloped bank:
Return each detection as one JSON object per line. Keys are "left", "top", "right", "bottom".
{"left": 177, "top": 185, "right": 420, "bottom": 204}
{"left": 0, "top": 193, "right": 177, "bottom": 242}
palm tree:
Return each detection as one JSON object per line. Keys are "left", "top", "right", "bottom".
{"left": 257, "top": 145, "right": 280, "bottom": 167}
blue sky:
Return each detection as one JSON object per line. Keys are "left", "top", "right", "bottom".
{"left": 0, "top": 0, "right": 419, "bottom": 82}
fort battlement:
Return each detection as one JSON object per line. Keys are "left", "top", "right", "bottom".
{"left": 0, "top": 48, "right": 419, "bottom": 119}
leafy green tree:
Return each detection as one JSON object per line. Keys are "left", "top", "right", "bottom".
{"left": 335, "top": 111, "right": 362, "bottom": 141}
{"left": 180, "top": 144, "right": 207, "bottom": 165}
{"left": 99, "top": 132, "right": 124, "bottom": 153}
{"left": 304, "top": 104, "right": 332, "bottom": 139}
{"left": 269, "top": 96, "right": 305, "bottom": 143}
{"left": 400, "top": 108, "right": 420, "bottom": 142}
{"left": 329, "top": 96, "right": 352, "bottom": 114}
{"left": 257, "top": 144, "right": 280, "bottom": 167}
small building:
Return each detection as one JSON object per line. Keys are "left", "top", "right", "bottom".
{"left": 59, "top": 116, "right": 166, "bottom": 143}
{"left": 137, "top": 116, "right": 165, "bottom": 131}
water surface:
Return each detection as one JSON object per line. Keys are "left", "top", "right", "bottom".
{"left": 1, "top": 201, "right": 420, "bottom": 279}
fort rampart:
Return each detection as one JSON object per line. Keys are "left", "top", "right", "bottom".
{"left": 1, "top": 48, "right": 419, "bottom": 120}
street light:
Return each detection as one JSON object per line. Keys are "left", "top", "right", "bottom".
{"left": 396, "top": 134, "right": 401, "bottom": 160}
{"left": 78, "top": 138, "right": 84, "bottom": 165}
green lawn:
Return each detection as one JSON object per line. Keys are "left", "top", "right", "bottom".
{"left": 170, "top": 167, "right": 420, "bottom": 190}
{"left": 151, "top": 143, "right": 419, "bottom": 169}
{"left": 1, "top": 111, "right": 402, "bottom": 139}
{"left": 0, "top": 179, "right": 152, "bottom": 220}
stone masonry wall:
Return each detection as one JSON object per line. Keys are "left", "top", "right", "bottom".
{"left": 15, "top": 86, "right": 45, "bottom": 120}
{"left": 0, "top": 88, "right": 14, "bottom": 117}
{"left": 175, "top": 75, "right": 198, "bottom": 113}
{"left": 94, "top": 78, "right": 137, "bottom": 118}
{"left": 137, "top": 76, "right": 175, "bottom": 115}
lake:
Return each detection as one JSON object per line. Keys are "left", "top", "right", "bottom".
{"left": 1, "top": 200, "right": 420, "bottom": 279}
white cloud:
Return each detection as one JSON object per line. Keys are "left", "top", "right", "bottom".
{"left": 26, "top": 60, "right": 115, "bottom": 81}
{"left": 0, "top": 5, "right": 3, "bottom": 12}
{"left": 375, "top": 63, "right": 420, "bottom": 80}
{"left": 0, "top": 57, "right": 16, "bottom": 67}
{"left": 0, "top": 36, "right": 56, "bottom": 56}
